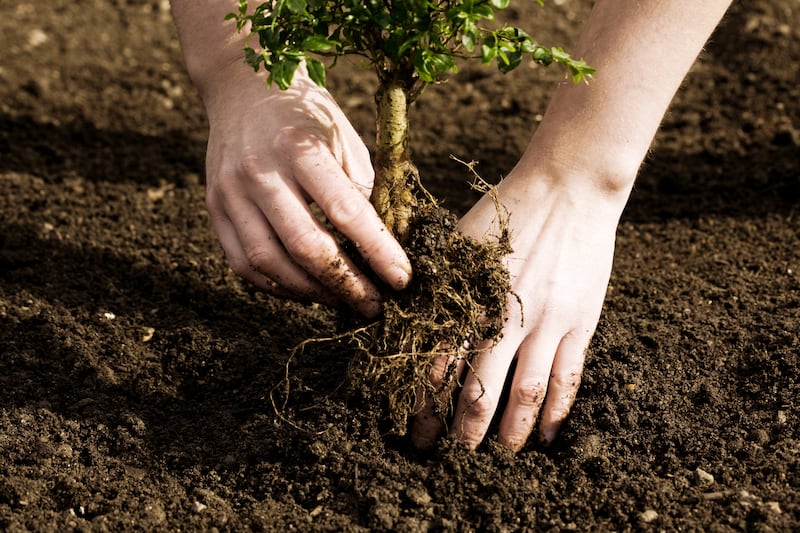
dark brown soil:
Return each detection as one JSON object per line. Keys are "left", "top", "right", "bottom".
{"left": 1, "top": 1, "right": 798, "bottom": 530}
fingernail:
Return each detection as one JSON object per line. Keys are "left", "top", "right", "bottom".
{"left": 388, "top": 263, "right": 412, "bottom": 290}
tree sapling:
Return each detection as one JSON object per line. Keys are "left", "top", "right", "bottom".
{"left": 227, "top": 0, "right": 594, "bottom": 432}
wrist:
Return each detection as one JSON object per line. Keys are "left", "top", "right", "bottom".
{"left": 171, "top": 0, "right": 254, "bottom": 102}
{"left": 512, "top": 141, "right": 639, "bottom": 214}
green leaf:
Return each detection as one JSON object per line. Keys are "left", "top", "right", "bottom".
{"left": 306, "top": 57, "right": 327, "bottom": 87}
{"left": 480, "top": 43, "right": 497, "bottom": 65}
{"left": 532, "top": 46, "right": 553, "bottom": 66}
{"left": 302, "top": 35, "right": 338, "bottom": 52}
{"left": 286, "top": 0, "right": 307, "bottom": 15}
{"left": 236, "top": 0, "right": 594, "bottom": 91}
{"left": 461, "top": 25, "right": 477, "bottom": 51}
{"left": 397, "top": 35, "right": 421, "bottom": 58}
{"left": 413, "top": 52, "right": 436, "bottom": 83}
{"left": 473, "top": 5, "right": 494, "bottom": 19}
{"left": 270, "top": 57, "right": 301, "bottom": 90}
{"left": 497, "top": 49, "right": 522, "bottom": 73}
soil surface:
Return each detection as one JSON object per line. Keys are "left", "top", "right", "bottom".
{"left": 1, "top": 1, "right": 798, "bottom": 531}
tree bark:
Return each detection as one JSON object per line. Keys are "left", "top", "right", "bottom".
{"left": 371, "top": 76, "right": 418, "bottom": 242}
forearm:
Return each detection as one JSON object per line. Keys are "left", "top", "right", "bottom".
{"left": 521, "top": 0, "right": 732, "bottom": 198}
{"left": 169, "top": 0, "right": 253, "bottom": 98}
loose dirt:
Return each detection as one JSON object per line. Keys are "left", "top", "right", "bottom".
{"left": 1, "top": 1, "right": 797, "bottom": 530}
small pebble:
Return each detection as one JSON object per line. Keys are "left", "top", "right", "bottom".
{"left": 764, "top": 501, "right": 782, "bottom": 514}
{"left": 738, "top": 490, "right": 762, "bottom": 507}
{"left": 695, "top": 467, "right": 715, "bottom": 487}
{"left": 639, "top": 509, "right": 658, "bottom": 523}
{"left": 405, "top": 486, "right": 432, "bottom": 507}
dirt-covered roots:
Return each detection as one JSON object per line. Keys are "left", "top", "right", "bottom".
{"left": 349, "top": 202, "right": 513, "bottom": 433}
{"left": 271, "top": 197, "right": 513, "bottom": 435}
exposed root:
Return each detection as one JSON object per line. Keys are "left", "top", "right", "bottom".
{"left": 352, "top": 200, "right": 511, "bottom": 433}
{"left": 274, "top": 177, "right": 513, "bottom": 436}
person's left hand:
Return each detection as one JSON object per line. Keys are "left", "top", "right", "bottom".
{"left": 410, "top": 167, "right": 624, "bottom": 451}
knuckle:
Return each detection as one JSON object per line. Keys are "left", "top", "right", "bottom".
{"left": 227, "top": 255, "right": 253, "bottom": 278}
{"left": 277, "top": 127, "right": 322, "bottom": 157}
{"left": 205, "top": 175, "right": 234, "bottom": 206}
{"left": 459, "top": 385, "right": 496, "bottom": 422}
{"left": 428, "top": 354, "right": 459, "bottom": 390}
{"left": 550, "top": 369, "right": 583, "bottom": 390}
{"left": 510, "top": 378, "right": 547, "bottom": 409}
{"left": 285, "top": 228, "right": 334, "bottom": 267}
{"left": 239, "top": 151, "right": 263, "bottom": 175}
{"left": 241, "top": 163, "right": 282, "bottom": 196}
{"left": 325, "top": 193, "right": 371, "bottom": 231}
{"left": 242, "top": 246, "right": 274, "bottom": 274}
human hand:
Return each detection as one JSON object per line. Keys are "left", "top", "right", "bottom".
{"left": 411, "top": 168, "right": 626, "bottom": 451}
{"left": 200, "top": 64, "right": 412, "bottom": 317}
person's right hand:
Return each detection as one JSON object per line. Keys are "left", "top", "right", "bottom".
{"left": 199, "top": 63, "right": 412, "bottom": 317}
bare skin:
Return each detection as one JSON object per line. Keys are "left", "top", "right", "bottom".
{"left": 170, "top": 0, "right": 732, "bottom": 451}
{"left": 171, "top": 0, "right": 412, "bottom": 318}
{"left": 412, "top": 0, "right": 733, "bottom": 451}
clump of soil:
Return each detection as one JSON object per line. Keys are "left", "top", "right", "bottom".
{"left": 355, "top": 199, "right": 514, "bottom": 430}
{"left": 281, "top": 199, "right": 513, "bottom": 434}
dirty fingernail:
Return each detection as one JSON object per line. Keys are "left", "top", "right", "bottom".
{"left": 388, "top": 263, "right": 413, "bottom": 290}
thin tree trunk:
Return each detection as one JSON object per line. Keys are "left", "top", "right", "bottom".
{"left": 371, "top": 76, "right": 418, "bottom": 242}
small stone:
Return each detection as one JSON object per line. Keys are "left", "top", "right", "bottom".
{"left": 142, "top": 327, "right": 155, "bottom": 342}
{"left": 694, "top": 467, "right": 715, "bottom": 487}
{"left": 27, "top": 29, "right": 48, "bottom": 48}
{"left": 405, "top": 486, "right": 432, "bottom": 507}
{"left": 639, "top": 509, "right": 658, "bottom": 523}
{"left": 192, "top": 500, "right": 207, "bottom": 513}
{"left": 144, "top": 502, "right": 167, "bottom": 524}
{"left": 750, "top": 428, "right": 770, "bottom": 446}
{"left": 738, "top": 490, "right": 762, "bottom": 508}
{"left": 308, "top": 440, "right": 328, "bottom": 460}
{"left": 764, "top": 501, "right": 782, "bottom": 514}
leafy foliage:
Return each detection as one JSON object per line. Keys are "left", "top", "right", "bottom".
{"left": 227, "top": 0, "right": 594, "bottom": 90}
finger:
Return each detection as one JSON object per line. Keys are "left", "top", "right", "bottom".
{"left": 537, "top": 330, "right": 591, "bottom": 446}
{"left": 449, "top": 317, "right": 527, "bottom": 449}
{"left": 244, "top": 167, "right": 383, "bottom": 318}
{"left": 208, "top": 191, "right": 336, "bottom": 303}
{"left": 496, "top": 327, "right": 564, "bottom": 451}
{"left": 208, "top": 209, "right": 295, "bottom": 299}
{"left": 299, "top": 87, "right": 375, "bottom": 198}
{"left": 336, "top": 127, "right": 375, "bottom": 199}
{"left": 287, "top": 134, "right": 412, "bottom": 290}
{"left": 409, "top": 390, "right": 443, "bottom": 450}
{"left": 410, "top": 346, "right": 465, "bottom": 450}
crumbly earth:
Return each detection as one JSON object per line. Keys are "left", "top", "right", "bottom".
{"left": 1, "top": 1, "right": 798, "bottom": 531}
